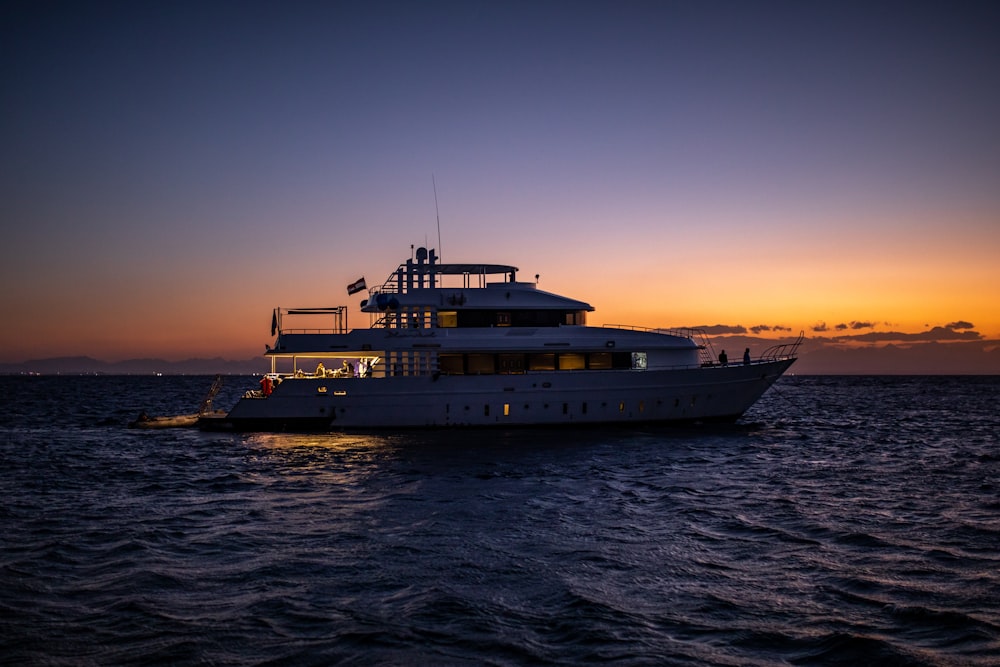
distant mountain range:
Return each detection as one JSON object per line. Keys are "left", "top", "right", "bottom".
{"left": 2, "top": 338, "right": 998, "bottom": 375}
{"left": 0, "top": 356, "right": 264, "bottom": 375}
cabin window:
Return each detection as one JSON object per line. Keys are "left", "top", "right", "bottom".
{"left": 588, "top": 352, "right": 612, "bottom": 369}
{"left": 437, "top": 311, "right": 458, "bottom": 328}
{"left": 631, "top": 352, "right": 647, "bottom": 370}
{"left": 558, "top": 353, "right": 585, "bottom": 370}
{"left": 528, "top": 353, "right": 556, "bottom": 371}
{"left": 503, "top": 403, "right": 510, "bottom": 416}
{"left": 499, "top": 354, "right": 525, "bottom": 374}
{"left": 439, "top": 354, "right": 464, "bottom": 375}
{"left": 496, "top": 312, "right": 511, "bottom": 327}
{"left": 467, "top": 354, "right": 495, "bottom": 375}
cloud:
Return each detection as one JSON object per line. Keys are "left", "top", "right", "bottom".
{"left": 834, "top": 321, "right": 875, "bottom": 331}
{"left": 750, "top": 324, "right": 793, "bottom": 334}
{"left": 700, "top": 324, "right": 795, "bottom": 337}
{"left": 844, "top": 327, "right": 984, "bottom": 343}
{"left": 697, "top": 324, "right": 748, "bottom": 335}
{"left": 945, "top": 321, "right": 974, "bottom": 330}
{"left": 812, "top": 322, "right": 829, "bottom": 332}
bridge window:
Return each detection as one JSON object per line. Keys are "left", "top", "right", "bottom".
{"left": 454, "top": 309, "right": 589, "bottom": 328}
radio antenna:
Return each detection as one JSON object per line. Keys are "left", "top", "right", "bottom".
{"left": 432, "top": 173, "right": 442, "bottom": 260}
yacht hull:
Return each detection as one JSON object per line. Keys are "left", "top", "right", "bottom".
{"left": 205, "top": 359, "right": 792, "bottom": 431}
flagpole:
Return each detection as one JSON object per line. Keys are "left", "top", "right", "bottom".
{"left": 432, "top": 173, "right": 442, "bottom": 262}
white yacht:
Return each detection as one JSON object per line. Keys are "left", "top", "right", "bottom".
{"left": 201, "top": 247, "right": 800, "bottom": 430}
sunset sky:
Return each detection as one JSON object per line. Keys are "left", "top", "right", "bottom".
{"left": 3, "top": 2, "right": 998, "bottom": 372}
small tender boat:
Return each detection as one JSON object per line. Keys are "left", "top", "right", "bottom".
{"left": 129, "top": 412, "right": 200, "bottom": 429}
{"left": 131, "top": 375, "right": 226, "bottom": 429}
{"left": 201, "top": 247, "right": 801, "bottom": 431}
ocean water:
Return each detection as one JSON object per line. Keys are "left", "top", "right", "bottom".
{"left": 1, "top": 375, "right": 998, "bottom": 666}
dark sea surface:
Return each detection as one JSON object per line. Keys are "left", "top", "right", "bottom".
{"left": 1, "top": 375, "right": 998, "bottom": 666}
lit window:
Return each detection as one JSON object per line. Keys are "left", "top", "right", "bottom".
{"left": 588, "top": 352, "right": 612, "bottom": 369}
{"left": 499, "top": 354, "right": 525, "bottom": 374}
{"left": 528, "top": 353, "right": 555, "bottom": 371}
{"left": 467, "top": 354, "right": 495, "bottom": 374}
{"left": 558, "top": 353, "right": 585, "bottom": 370}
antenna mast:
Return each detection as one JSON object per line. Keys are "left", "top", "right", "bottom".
{"left": 432, "top": 173, "right": 442, "bottom": 260}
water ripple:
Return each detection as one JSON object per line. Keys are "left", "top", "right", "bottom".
{"left": 1, "top": 375, "right": 998, "bottom": 665}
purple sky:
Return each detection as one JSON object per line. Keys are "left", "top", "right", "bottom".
{"left": 3, "top": 2, "right": 999, "bottom": 371}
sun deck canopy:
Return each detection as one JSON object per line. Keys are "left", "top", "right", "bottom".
{"left": 428, "top": 263, "right": 518, "bottom": 276}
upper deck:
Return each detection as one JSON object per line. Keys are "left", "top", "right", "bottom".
{"left": 359, "top": 247, "right": 593, "bottom": 329}
{"left": 370, "top": 246, "right": 519, "bottom": 292}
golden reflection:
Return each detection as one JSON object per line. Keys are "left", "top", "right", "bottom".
{"left": 243, "top": 432, "right": 399, "bottom": 452}
{"left": 238, "top": 432, "right": 408, "bottom": 489}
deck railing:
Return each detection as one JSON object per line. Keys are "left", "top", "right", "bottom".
{"left": 274, "top": 307, "right": 348, "bottom": 335}
{"left": 760, "top": 332, "right": 805, "bottom": 361}
{"left": 601, "top": 326, "right": 804, "bottom": 366}
{"left": 602, "top": 325, "right": 716, "bottom": 365}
